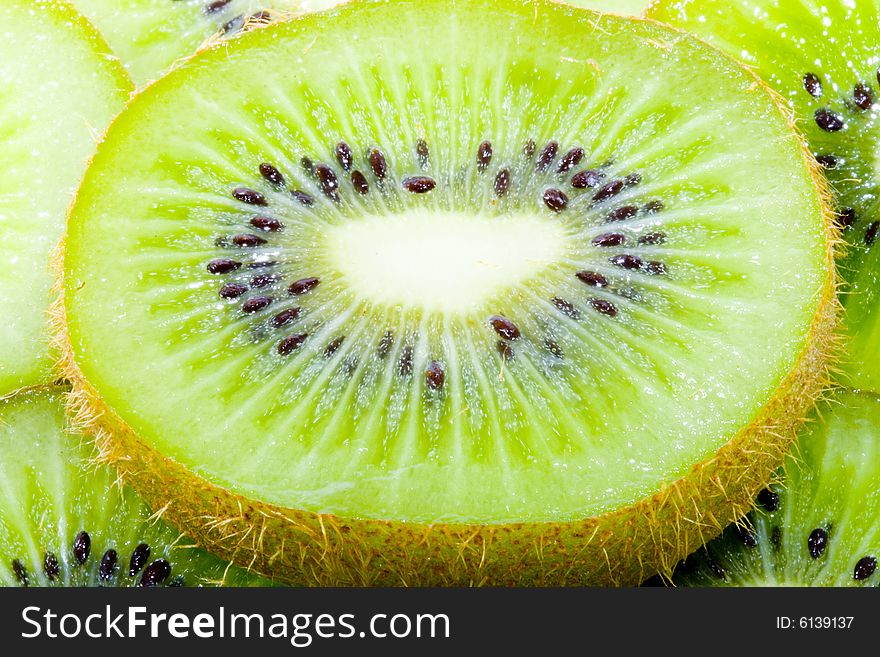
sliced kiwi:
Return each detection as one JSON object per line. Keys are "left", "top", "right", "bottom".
{"left": 648, "top": 0, "right": 880, "bottom": 389}
{"left": 0, "top": 389, "right": 267, "bottom": 587}
{"left": 73, "top": 0, "right": 340, "bottom": 85}
{"left": 0, "top": 0, "right": 131, "bottom": 396}
{"left": 567, "top": 0, "right": 649, "bottom": 13}
{"left": 61, "top": 0, "right": 837, "bottom": 585}
{"left": 670, "top": 391, "right": 880, "bottom": 586}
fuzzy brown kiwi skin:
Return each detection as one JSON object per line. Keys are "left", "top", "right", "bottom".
{"left": 50, "top": 27, "right": 843, "bottom": 587}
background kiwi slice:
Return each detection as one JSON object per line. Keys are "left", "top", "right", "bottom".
{"left": 648, "top": 0, "right": 880, "bottom": 390}
{"left": 0, "top": 389, "right": 267, "bottom": 587}
{"left": 568, "top": 0, "right": 650, "bottom": 13}
{"left": 669, "top": 391, "right": 880, "bottom": 587}
{"left": 0, "top": 0, "right": 131, "bottom": 396}
{"left": 62, "top": 0, "right": 837, "bottom": 585}
{"left": 73, "top": 0, "right": 341, "bottom": 85}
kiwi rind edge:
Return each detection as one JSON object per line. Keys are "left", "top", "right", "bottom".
{"left": 48, "top": 12, "right": 844, "bottom": 586}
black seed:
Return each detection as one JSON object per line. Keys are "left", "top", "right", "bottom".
{"left": 853, "top": 82, "right": 874, "bottom": 110}
{"left": 315, "top": 164, "right": 339, "bottom": 200}
{"left": 489, "top": 315, "right": 521, "bottom": 340}
{"left": 220, "top": 283, "right": 248, "bottom": 299}
{"left": 771, "top": 526, "right": 782, "bottom": 549}
{"left": 645, "top": 261, "right": 667, "bottom": 276}
{"left": 250, "top": 274, "right": 278, "bottom": 288}
{"left": 610, "top": 254, "right": 643, "bottom": 270}
{"left": 497, "top": 340, "right": 514, "bottom": 361}
{"left": 535, "top": 141, "right": 559, "bottom": 172}
{"left": 289, "top": 277, "right": 320, "bottom": 295}
{"left": 242, "top": 296, "right": 272, "bottom": 313}
{"left": 608, "top": 205, "right": 638, "bottom": 222}
{"left": 556, "top": 147, "right": 585, "bottom": 174}
{"left": 335, "top": 142, "right": 353, "bottom": 171}
{"left": 638, "top": 231, "right": 666, "bottom": 245}
{"left": 425, "top": 361, "right": 445, "bottom": 390}
{"left": 98, "top": 550, "right": 117, "bottom": 582}
{"left": 247, "top": 260, "right": 276, "bottom": 269}
{"left": 73, "top": 531, "right": 91, "bottom": 565}
{"left": 815, "top": 108, "right": 845, "bottom": 132}
{"left": 398, "top": 346, "right": 413, "bottom": 376}
{"left": 644, "top": 200, "right": 664, "bottom": 214}
{"left": 544, "top": 339, "right": 563, "bottom": 358}
{"left": 815, "top": 154, "right": 838, "bottom": 169}
{"left": 221, "top": 14, "right": 245, "bottom": 34}
{"left": 590, "top": 298, "right": 618, "bottom": 317}
{"left": 351, "top": 171, "right": 369, "bottom": 195}
{"left": 272, "top": 307, "right": 301, "bottom": 327}
{"left": 757, "top": 488, "right": 780, "bottom": 512}
{"left": 232, "top": 187, "right": 267, "bottom": 206}
{"left": 129, "top": 543, "right": 150, "bottom": 576}
{"left": 250, "top": 216, "right": 283, "bottom": 232}
{"left": 571, "top": 169, "right": 604, "bottom": 189}
{"left": 707, "top": 558, "right": 725, "bottom": 580}
{"left": 576, "top": 270, "right": 608, "bottom": 288}
{"left": 12, "top": 560, "right": 28, "bottom": 586}
{"left": 278, "top": 333, "right": 308, "bottom": 355}
{"left": 324, "top": 336, "right": 345, "bottom": 357}
{"left": 44, "top": 553, "right": 60, "bottom": 580}
{"left": 494, "top": 169, "right": 510, "bottom": 197}
{"left": 523, "top": 139, "right": 536, "bottom": 158}
{"left": 301, "top": 157, "right": 315, "bottom": 175}
{"left": 807, "top": 528, "right": 828, "bottom": 559}
{"left": 803, "top": 72, "right": 822, "bottom": 98}
{"left": 205, "top": 0, "right": 231, "bottom": 13}
{"left": 207, "top": 258, "right": 241, "bottom": 275}
{"left": 250, "top": 10, "right": 271, "bottom": 21}
{"left": 624, "top": 172, "right": 642, "bottom": 187}
{"left": 543, "top": 188, "right": 568, "bottom": 212}
{"left": 877, "top": 67, "right": 880, "bottom": 87}
{"left": 866, "top": 221, "right": 879, "bottom": 246}
{"left": 369, "top": 149, "right": 387, "bottom": 179}
{"left": 593, "top": 179, "right": 625, "bottom": 202}
{"left": 416, "top": 140, "right": 430, "bottom": 168}
{"left": 139, "top": 560, "right": 171, "bottom": 587}
{"left": 737, "top": 525, "right": 758, "bottom": 548}
{"left": 378, "top": 331, "right": 394, "bottom": 358}
{"left": 402, "top": 176, "right": 436, "bottom": 193}
{"left": 476, "top": 141, "right": 493, "bottom": 171}
{"left": 836, "top": 207, "right": 856, "bottom": 229}
{"left": 592, "top": 232, "right": 625, "bottom": 247}
{"left": 854, "top": 556, "right": 877, "bottom": 581}
{"left": 232, "top": 233, "right": 267, "bottom": 248}
{"left": 291, "top": 190, "right": 314, "bottom": 206}
{"left": 552, "top": 297, "right": 580, "bottom": 319}
{"left": 259, "top": 163, "right": 284, "bottom": 187}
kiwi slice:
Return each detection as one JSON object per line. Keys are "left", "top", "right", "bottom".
{"left": 0, "top": 0, "right": 131, "bottom": 396}
{"left": 0, "top": 389, "right": 267, "bottom": 587}
{"left": 61, "top": 0, "right": 837, "bottom": 585}
{"left": 73, "top": 0, "right": 341, "bottom": 85}
{"left": 669, "top": 391, "right": 880, "bottom": 586}
{"left": 567, "top": 0, "right": 649, "bottom": 13}
{"left": 648, "top": 0, "right": 880, "bottom": 389}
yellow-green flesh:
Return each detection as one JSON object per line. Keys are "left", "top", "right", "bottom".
{"left": 0, "top": 390, "right": 268, "bottom": 586}
{"left": 0, "top": 0, "right": 131, "bottom": 395}
{"left": 65, "top": 0, "right": 829, "bottom": 524}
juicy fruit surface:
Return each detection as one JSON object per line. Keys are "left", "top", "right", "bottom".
{"left": 673, "top": 391, "right": 880, "bottom": 587}
{"left": 0, "top": 0, "right": 130, "bottom": 395}
{"left": 0, "top": 390, "right": 265, "bottom": 586}
{"left": 567, "top": 0, "right": 648, "bottom": 13}
{"left": 74, "top": 0, "right": 341, "bottom": 84}
{"left": 648, "top": 0, "right": 880, "bottom": 388}
{"left": 65, "top": 0, "right": 830, "bottom": 524}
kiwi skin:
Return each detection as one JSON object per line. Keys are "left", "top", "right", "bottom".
{"left": 51, "top": 17, "right": 843, "bottom": 587}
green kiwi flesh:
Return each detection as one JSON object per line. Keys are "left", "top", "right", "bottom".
{"left": 0, "top": 0, "right": 131, "bottom": 396}
{"left": 63, "top": 0, "right": 835, "bottom": 583}
{"left": 0, "top": 389, "right": 268, "bottom": 587}
{"left": 648, "top": 0, "right": 880, "bottom": 390}
{"left": 671, "top": 390, "right": 880, "bottom": 587}
{"left": 567, "top": 0, "right": 650, "bottom": 14}
{"left": 73, "top": 0, "right": 341, "bottom": 85}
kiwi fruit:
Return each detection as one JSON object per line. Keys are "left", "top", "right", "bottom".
{"left": 73, "top": 0, "right": 341, "bottom": 85}
{"left": 667, "top": 390, "right": 880, "bottom": 586}
{"left": 0, "top": 389, "right": 268, "bottom": 586}
{"left": 0, "top": 0, "right": 132, "bottom": 396}
{"left": 647, "top": 0, "right": 880, "bottom": 390}
{"left": 566, "top": 0, "right": 649, "bottom": 14}
{"left": 59, "top": 0, "right": 838, "bottom": 585}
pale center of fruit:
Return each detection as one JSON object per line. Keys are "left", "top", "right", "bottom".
{"left": 323, "top": 210, "right": 567, "bottom": 312}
